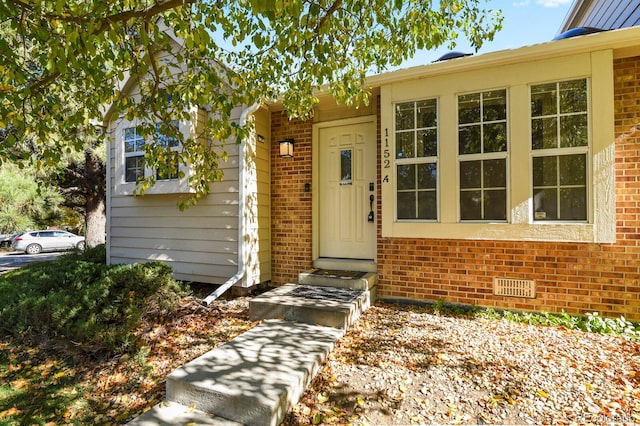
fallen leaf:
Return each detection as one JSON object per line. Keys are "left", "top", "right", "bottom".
{"left": 312, "top": 412, "right": 325, "bottom": 424}
{"left": 0, "top": 407, "right": 21, "bottom": 419}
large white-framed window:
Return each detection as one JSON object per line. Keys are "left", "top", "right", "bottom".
{"left": 530, "top": 79, "right": 588, "bottom": 221}
{"left": 457, "top": 89, "right": 508, "bottom": 222}
{"left": 394, "top": 99, "right": 438, "bottom": 221}
{"left": 380, "top": 49, "right": 615, "bottom": 243}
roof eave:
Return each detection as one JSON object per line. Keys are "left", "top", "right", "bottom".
{"left": 365, "top": 26, "right": 640, "bottom": 89}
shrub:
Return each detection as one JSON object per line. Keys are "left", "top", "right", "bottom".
{"left": 0, "top": 247, "right": 189, "bottom": 355}
{"left": 475, "top": 307, "right": 639, "bottom": 339}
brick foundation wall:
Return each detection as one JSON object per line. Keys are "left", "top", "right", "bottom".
{"left": 270, "top": 57, "right": 640, "bottom": 320}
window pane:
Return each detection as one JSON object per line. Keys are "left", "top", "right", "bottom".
{"left": 460, "top": 190, "right": 482, "bottom": 220}
{"left": 417, "top": 99, "right": 437, "bottom": 128}
{"left": 397, "top": 192, "right": 416, "bottom": 220}
{"left": 483, "top": 122, "right": 507, "bottom": 153}
{"left": 559, "top": 154, "right": 586, "bottom": 185}
{"left": 125, "top": 156, "right": 144, "bottom": 182}
{"left": 483, "top": 90, "right": 507, "bottom": 121}
{"left": 560, "top": 187, "right": 587, "bottom": 220}
{"left": 459, "top": 125, "right": 481, "bottom": 154}
{"left": 396, "top": 131, "right": 414, "bottom": 159}
{"left": 124, "top": 128, "right": 135, "bottom": 152}
{"left": 531, "top": 117, "right": 557, "bottom": 150}
{"left": 533, "top": 188, "right": 558, "bottom": 220}
{"left": 484, "top": 189, "right": 507, "bottom": 220}
{"left": 531, "top": 83, "right": 557, "bottom": 117}
{"left": 533, "top": 156, "right": 557, "bottom": 186}
{"left": 418, "top": 191, "right": 437, "bottom": 220}
{"left": 458, "top": 93, "right": 481, "bottom": 124}
{"left": 397, "top": 164, "right": 415, "bottom": 190}
{"left": 559, "top": 79, "right": 587, "bottom": 113}
{"left": 560, "top": 114, "right": 588, "bottom": 147}
{"left": 156, "top": 121, "right": 180, "bottom": 148}
{"left": 417, "top": 163, "right": 437, "bottom": 189}
{"left": 395, "top": 102, "right": 415, "bottom": 130}
{"left": 156, "top": 153, "right": 180, "bottom": 180}
{"left": 460, "top": 161, "right": 481, "bottom": 189}
{"left": 340, "top": 149, "right": 352, "bottom": 181}
{"left": 125, "top": 138, "right": 136, "bottom": 153}
{"left": 418, "top": 129, "right": 437, "bottom": 157}
{"left": 395, "top": 98, "right": 438, "bottom": 222}
{"left": 483, "top": 159, "right": 506, "bottom": 188}
{"left": 124, "top": 127, "right": 145, "bottom": 152}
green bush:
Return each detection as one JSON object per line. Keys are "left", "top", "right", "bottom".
{"left": 0, "top": 245, "right": 189, "bottom": 355}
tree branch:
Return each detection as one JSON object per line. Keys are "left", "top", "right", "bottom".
{"left": 93, "top": 0, "right": 198, "bottom": 36}
{"left": 316, "top": 0, "right": 343, "bottom": 33}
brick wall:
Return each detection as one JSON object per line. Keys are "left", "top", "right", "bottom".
{"left": 270, "top": 111, "right": 314, "bottom": 284}
{"left": 271, "top": 57, "right": 640, "bottom": 320}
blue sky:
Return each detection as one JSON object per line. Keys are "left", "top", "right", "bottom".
{"left": 399, "top": 0, "right": 574, "bottom": 68}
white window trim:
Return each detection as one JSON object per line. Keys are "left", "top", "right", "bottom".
{"left": 530, "top": 78, "right": 590, "bottom": 223}
{"left": 381, "top": 50, "right": 615, "bottom": 243}
{"left": 113, "top": 117, "right": 193, "bottom": 195}
{"left": 154, "top": 121, "right": 182, "bottom": 181}
{"left": 123, "top": 127, "right": 145, "bottom": 183}
{"left": 456, "top": 88, "right": 510, "bottom": 223}
{"left": 394, "top": 98, "right": 440, "bottom": 222}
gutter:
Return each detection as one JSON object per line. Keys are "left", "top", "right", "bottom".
{"left": 203, "top": 103, "right": 261, "bottom": 305}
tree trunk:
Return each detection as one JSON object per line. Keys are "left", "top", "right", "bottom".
{"left": 84, "top": 150, "right": 106, "bottom": 246}
{"left": 85, "top": 194, "right": 106, "bottom": 246}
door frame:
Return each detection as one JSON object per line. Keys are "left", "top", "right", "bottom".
{"left": 312, "top": 115, "right": 377, "bottom": 263}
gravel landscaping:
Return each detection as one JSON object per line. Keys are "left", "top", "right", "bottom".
{"left": 287, "top": 302, "right": 640, "bottom": 425}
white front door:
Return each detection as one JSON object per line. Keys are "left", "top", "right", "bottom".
{"left": 318, "top": 121, "right": 376, "bottom": 260}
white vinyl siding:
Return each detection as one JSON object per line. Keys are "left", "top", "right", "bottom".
{"left": 108, "top": 143, "right": 242, "bottom": 284}
{"left": 107, "top": 104, "right": 272, "bottom": 286}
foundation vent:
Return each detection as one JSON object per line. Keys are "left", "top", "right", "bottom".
{"left": 493, "top": 278, "right": 536, "bottom": 298}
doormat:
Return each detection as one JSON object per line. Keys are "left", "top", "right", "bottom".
{"left": 288, "top": 285, "right": 363, "bottom": 303}
{"left": 310, "top": 269, "right": 367, "bottom": 280}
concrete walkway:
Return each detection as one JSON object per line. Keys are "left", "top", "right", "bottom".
{"left": 129, "top": 272, "right": 376, "bottom": 426}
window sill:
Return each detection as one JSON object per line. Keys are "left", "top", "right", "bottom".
{"left": 383, "top": 221, "right": 613, "bottom": 243}
{"left": 114, "top": 178, "right": 194, "bottom": 196}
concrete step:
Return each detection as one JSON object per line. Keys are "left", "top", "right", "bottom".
{"left": 165, "top": 320, "right": 344, "bottom": 426}
{"left": 127, "top": 401, "right": 242, "bottom": 425}
{"left": 249, "top": 283, "right": 371, "bottom": 330}
{"left": 313, "top": 258, "right": 376, "bottom": 273}
{"left": 298, "top": 269, "right": 378, "bottom": 292}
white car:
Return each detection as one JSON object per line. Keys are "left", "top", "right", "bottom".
{"left": 11, "top": 230, "right": 86, "bottom": 254}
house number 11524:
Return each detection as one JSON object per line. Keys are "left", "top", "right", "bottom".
{"left": 382, "top": 128, "right": 391, "bottom": 183}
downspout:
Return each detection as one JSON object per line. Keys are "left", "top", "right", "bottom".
{"left": 203, "top": 103, "right": 261, "bottom": 305}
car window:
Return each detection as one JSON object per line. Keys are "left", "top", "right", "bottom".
{"left": 38, "top": 231, "right": 54, "bottom": 237}
{"left": 54, "top": 231, "right": 69, "bottom": 237}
